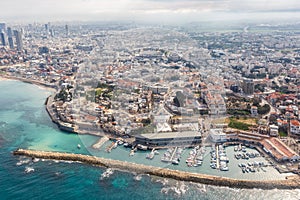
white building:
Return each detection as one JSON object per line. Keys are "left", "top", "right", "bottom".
{"left": 209, "top": 129, "right": 227, "bottom": 143}
{"left": 269, "top": 124, "right": 279, "bottom": 137}
{"left": 290, "top": 120, "right": 300, "bottom": 135}
{"left": 251, "top": 106, "right": 258, "bottom": 116}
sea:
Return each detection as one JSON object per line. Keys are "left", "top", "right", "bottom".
{"left": 0, "top": 80, "right": 299, "bottom": 200}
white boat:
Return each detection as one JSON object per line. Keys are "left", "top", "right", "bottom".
{"left": 113, "top": 142, "right": 118, "bottom": 149}
{"left": 172, "top": 160, "right": 179, "bottom": 165}
{"left": 220, "top": 166, "right": 229, "bottom": 171}
{"left": 154, "top": 150, "right": 160, "bottom": 155}
{"left": 137, "top": 144, "right": 148, "bottom": 150}
{"left": 129, "top": 150, "right": 135, "bottom": 156}
{"left": 117, "top": 140, "right": 124, "bottom": 145}
{"left": 234, "top": 146, "right": 238, "bottom": 152}
{"left": 77, "top": 144, "right": 81, "bottom": 149}
{"left": 146, "top": 152, "right": 154, "bottom": 160}
{"left": 123, "top": 143, "right": 129, "bottom": 147}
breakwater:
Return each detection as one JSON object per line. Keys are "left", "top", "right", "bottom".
{"left": 13, "top": 149, "right": 300, "bottom": 190}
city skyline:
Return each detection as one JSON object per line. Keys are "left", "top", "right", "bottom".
{"left": 1, "top": 0, "right": 300, "bottom": 23}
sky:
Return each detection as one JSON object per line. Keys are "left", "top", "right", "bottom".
{"left": 1, "top": 0, "right": 300, "bottom": 23}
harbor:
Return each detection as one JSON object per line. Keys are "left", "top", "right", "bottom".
{"left": 81, "top": 136, "right": 296, "bottom": 181}
{"left": 13, "top": 148, "right": 300, "bottom": 190}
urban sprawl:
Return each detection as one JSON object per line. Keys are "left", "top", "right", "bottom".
{"left": 1, "top": 22, "right": 300, "bottom": 176}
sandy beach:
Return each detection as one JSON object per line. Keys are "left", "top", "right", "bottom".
{"left": 0, "top": 74, "right": 57, "bottom": 92}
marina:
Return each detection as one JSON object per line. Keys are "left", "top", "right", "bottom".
{"left": 186, "top": 146, "right": 205, "bottom": 167}
{"left": 83, "top": 137, "right": 294, "bottom": 181}
{"left": 160, "top": 147, "right": 183, "bottom": 165}
{"left": 13, "top": 148, "right": 300, "bottom": 190}
{"left": 105, "top": 141, "right": 118, "bottom": 153}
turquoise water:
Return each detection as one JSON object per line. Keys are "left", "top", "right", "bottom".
{"left": 0, "top": 80, "right": 300, "bottom": 200}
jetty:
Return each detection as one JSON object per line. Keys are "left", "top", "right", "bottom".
{"left": 92, "top": 136, "right": 109, "bottom": 149}
{"left": 13, "top": 149, "right": 300, "bottom": 190}
{"left": 106, "top": 142, "right": 117, "bottom": 153}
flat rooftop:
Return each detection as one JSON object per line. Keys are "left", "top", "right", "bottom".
{"left": 138, "top": 131, "right": 201, "bottom": 140}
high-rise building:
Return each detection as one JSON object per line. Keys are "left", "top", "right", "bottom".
{"left": 14, "top": 30, "right": 23, "bottom": 51}
{"left": 65, "top": 24, "right": 69, "bottom": 36}
{"left": 7, "top": 27, "right": 12, "bottom": 37}
{"left": 7, "top": 27, "right": 14, "bottom": 49}
{"left": 50, "top": 29, "right": 54, "bottom": 37}
{"left": 0, "top": 23, "right": 6, "bottom": 32}
{"left": 45, "top": 22, "right": 51, "bottom": 34}
{"left": 45, "top": 24, "right": 48, "bottom": 32}
{"left": 241, "top": 78, "right": 254, "bottom": 95}
{"left": 0, "top": 32, "right": 7, "bottom": 46}
{"left": 8, "top": 37, "right": 14, "bottom": 49}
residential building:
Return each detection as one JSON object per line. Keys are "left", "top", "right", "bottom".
{"left": 269, "top": 124, "right": 279, "bottom": 137}
{"left": 290, "top": 120, "right": 300, "bottom": 136}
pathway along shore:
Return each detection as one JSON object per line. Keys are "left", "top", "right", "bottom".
{"left": 13, "top": 149, "right": 300, "bottom": 189}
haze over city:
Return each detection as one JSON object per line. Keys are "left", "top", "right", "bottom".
{"left": 2, "top": 0, "right": 300, "bottom": 23}
{"left": 2, "top": 0, "right": 300, "bottom": 199}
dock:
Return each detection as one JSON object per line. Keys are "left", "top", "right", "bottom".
{"left": 106, "top": 142, "right": 116, "bottom": 153}
{"left": 170, "top": 147, "right": 178, "bottom": 162}
{"left": 216, "top": 144, "right": 220, "bottom": 169}
{"left": 130, "top": 146, "right": 137, "bottom": 156}
{"left": 92, "top": 136, "right": 109, "bottom": 149}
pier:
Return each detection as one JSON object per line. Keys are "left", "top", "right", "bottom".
{"left": 92, "top": 136, "right": 109, "bottom": 149}
{"left": 13, "top": 149, "right": 300, "bottom": 190}
{"left": 216, "top": 144, "right": 220, "bottom": 169}
{"left": 170, "top": 147, "right": 178, "bottom": 162}
{"left": 106, "top": 142, "right": 117, "bottom": 153}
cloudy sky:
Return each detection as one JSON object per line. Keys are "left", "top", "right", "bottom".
{"left": 1, "top": 0, "right": 300, "bottom": 23}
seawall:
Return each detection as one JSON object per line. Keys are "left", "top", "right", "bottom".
{"left": 13, "top": 149, "right": 300, "bottom": 190}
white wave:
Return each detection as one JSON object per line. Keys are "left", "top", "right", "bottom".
{"left": 179, "top": 182, "right": 188, "bottom": 195}
{"left": 32, "top": 158, "right": 40, "bottom": 163}
{"left": 160, "top": 181, "right": 189, "bottom": 196}
{"left": 24, "top": 166, "right": 35, "bottom": 173}
{"left": 133, "top": 174, "right": 143, "bottom": 181}
{"left": 16, "top": 159, "right": 31, "bottom": 166}
{"left": 100, "top": 168, "right": 114, "bottom": 180}
{"left": 194, "top": 183, "right": 207, "bottom": 194}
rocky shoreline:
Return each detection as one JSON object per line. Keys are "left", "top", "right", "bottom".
{"left": 13, "top": 149, "right": 300, "bottom": 190}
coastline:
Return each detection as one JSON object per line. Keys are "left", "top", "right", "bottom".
{"left": 0, "top": 74, "right": 57, "bottom": 92}
{"left": 13, "top": 149, "right": 300, "bottom": 190}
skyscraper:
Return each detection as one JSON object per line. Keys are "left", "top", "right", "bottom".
{"left": 242, "top": 78, "right": 254, "bottom": 95}
{"left": 7, "top": 27, "right": 14, "bottom": 49}
{"left": 45, "top": 23, "right": 49, "bottom": 33}
{"left": 0, "top": 23, "right": 6, "bottom": 33}
{"left": 65, "top": 24, "right": 69, "bottom": 36}
{"left": 14, "top": 30, "right": 23, "bottom": 51}
{"left": 0, "top": 32, "right": 7, "bottom": 46}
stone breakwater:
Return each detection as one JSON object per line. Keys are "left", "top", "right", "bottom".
{"left": 13, "top": 149, "right": 300, "bottom": 190}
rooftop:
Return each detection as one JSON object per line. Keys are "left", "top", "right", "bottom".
{"left": 138, "top": 130, "right": 201, "bottom": 140}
